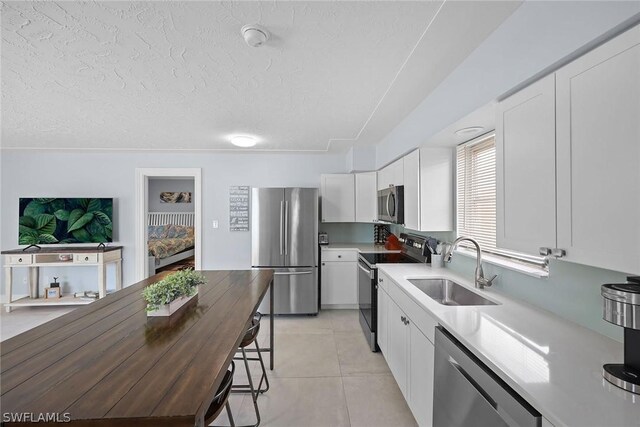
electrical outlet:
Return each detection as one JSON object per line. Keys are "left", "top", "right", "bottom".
{"left": 212, "top": 220, "right": 219, "bottom": 229}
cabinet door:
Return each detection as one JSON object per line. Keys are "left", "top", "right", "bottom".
{"left": 556, "top": 25, "right": 640, "bottom": 274}
{"left": 390, "top": 158, "right": 404, "bottom": 186}
{"left": 419, "top": 148, "right": 453, "bottom": 232}
{"left": 320, "top": 261, "right": 357, "bottom": 305}
{"left": 409, "top": 325, "right": 435, "bottom": 427}
{"left": 355, "top": 172, "right": 378, "bottom": 223}
{"left": 387, "top": 297, "right": 409, "bottom": 399}
{"left": 496, "top": 74, "right": 557, "bottom": 255}
{"left": 321, "top": 174, "right": 355, "bottom": 222}
{"left": 377, "top": 284, "right": 388, "bottom": 355}
{"left": 403, "top": 150, "right": 420, "bottom": 230}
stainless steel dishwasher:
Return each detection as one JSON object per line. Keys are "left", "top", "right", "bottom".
{"left": 433, "top": 326, "right": 541, "bottom": 427}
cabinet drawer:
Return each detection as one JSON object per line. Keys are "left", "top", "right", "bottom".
{"left": 7, "top": 255, "right": 32, "bottom": 265}
{"left": 74, "top": 254, "right": 98, "bottom": 264}
{"left": 321, "top": 250, "right": 358, "bottom": 262}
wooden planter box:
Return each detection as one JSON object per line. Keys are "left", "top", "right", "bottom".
{"left": 147, "top": 288, "right": 198, "bottom": 317}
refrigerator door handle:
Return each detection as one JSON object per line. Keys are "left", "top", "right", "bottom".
{"left": 284, "top": 200, "right": 289, "bottom": 255}
{"left": 279, "top": 201, "right": 284, "bottom": 255}
{"left": 274, "top": 270, "right": 313, "bottom": 276}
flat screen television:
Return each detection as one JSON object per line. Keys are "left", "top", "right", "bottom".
{"left": 19, "top": 198, "right": 113, "bottom": 245}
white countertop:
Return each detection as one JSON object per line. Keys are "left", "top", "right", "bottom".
{"left": 377, "top": 264, "right": 640, "bottom": 427}
{"left": 320, "top": 243, "right": 400, "bottom": 253}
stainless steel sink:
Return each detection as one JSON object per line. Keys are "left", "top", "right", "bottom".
{"left": 408, "top": 279, "right": 498, "bottom": 306}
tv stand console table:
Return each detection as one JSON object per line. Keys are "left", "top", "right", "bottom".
{"left": 2, "top": 246, "right": 123, "bottom": 312}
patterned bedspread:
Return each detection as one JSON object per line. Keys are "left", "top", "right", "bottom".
{"left": 148, "top": 237, "right": 195, "bottom": 260}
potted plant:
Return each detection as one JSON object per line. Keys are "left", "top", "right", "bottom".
{"left": 142, "top": 269, "right": 205, "bottom": 317}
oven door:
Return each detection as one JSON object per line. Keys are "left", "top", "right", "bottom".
{"left": 358, "top": 258, "right": 377, "bottom": 350}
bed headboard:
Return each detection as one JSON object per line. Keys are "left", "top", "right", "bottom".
{"left": 148, "top": 212, "right": 194, "bottom": 227}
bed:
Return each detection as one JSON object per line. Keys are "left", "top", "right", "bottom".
{"left": 147, "top": 212, "right": 195, "bottom": 275}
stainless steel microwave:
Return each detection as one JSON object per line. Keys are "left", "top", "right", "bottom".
{"left": 377, "top": 186, "right": 404, "bottom": 224}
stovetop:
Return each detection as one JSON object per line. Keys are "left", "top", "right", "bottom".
{"left": 359, "top": 252, "right": 422, "bottom": 268}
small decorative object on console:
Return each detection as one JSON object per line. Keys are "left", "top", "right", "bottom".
{"left": 142, "top": 269, "right": 205, "bottom": 317}
{"left": 45, "top": 287, "right": 61, "bottom": 299}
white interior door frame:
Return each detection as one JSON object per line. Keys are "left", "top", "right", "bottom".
{"left": 135, "top": 168, "right": 202, "bottom": 281}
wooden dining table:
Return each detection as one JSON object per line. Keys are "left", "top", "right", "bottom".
{"left": 0, "top": 269, "right": 273, "bottom": 427}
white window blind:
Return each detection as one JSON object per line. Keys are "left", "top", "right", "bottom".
{"left": 457, "top": 134, "right": 497, "bottom": 251}
{"left": 456, "top": 133, "right": 548, "bottom": 269}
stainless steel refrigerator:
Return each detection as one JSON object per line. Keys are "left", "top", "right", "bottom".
{"left": 252, "top": 188, "right": 318, "bottom": 315}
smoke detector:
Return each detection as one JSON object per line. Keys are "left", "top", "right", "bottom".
{"left": 241, "top": 24, "right": 270, "bottom": 47}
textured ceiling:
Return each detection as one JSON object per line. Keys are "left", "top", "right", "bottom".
{"left": 1, "top": 1, "right": 518, "bottom": 152}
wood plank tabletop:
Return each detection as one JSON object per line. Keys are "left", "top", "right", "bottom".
{"left": 0, "top": 269, "right": 273, "bottom": 427}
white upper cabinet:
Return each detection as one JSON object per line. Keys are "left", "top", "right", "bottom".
{"left": 556, "top": 25, "right": 640, "bottom": 274}
{"left": 320, "top": 174, "right": 355, "bottom": 222}
{"left": 403, "top": 150, "right": 420, "bottom": 230}
{"left": 378, "top": 158, "right": 404, "bottom": 190}
{"left": 355, "top": 172, "right": 377, "bottom": 223}
{"left": 496, "top": 74, "right": 557, "bottom": 255}
{"left": 419, "top": 148, "right": 453, "bottom": 231}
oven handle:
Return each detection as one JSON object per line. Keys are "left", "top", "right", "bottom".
{"left": 358, "top": 261, "right": 374, "bottom": 279}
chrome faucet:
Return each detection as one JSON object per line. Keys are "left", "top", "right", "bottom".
{"left": 444, "top": 237, "right": 497, "bottom": 289}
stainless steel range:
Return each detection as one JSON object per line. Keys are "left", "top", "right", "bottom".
{"left": 358, "top": 233, "right": 430, "bottom": 351}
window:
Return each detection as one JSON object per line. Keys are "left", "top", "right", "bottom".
{"left": 456, "top": 133, "right": 547, "bottom": 271}
{"left": 457, "top": 133, "right": 497, "bottom": 250}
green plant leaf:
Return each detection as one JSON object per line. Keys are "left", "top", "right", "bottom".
{"left": 94, "top": 211, "right": 111, "bottom": 225}
{"left": 87, "top": 199, "right": 101, "bottom": 213}
{"left": 72, "top": 229, "right": 92, "bottom": 243}
{"left": 38, "top": 234, "right": 59, "bottom": 244}
{"left": 54, "top": 209, "right": 70, "bottom": 221}
{"left": 49, "top": 199, "right": 64, "bottom": 212}
{"left": 67, "top": 209, "right": 85, "bottom": 231}
{"left": 19, "top": 225, "right": 38, "bottom": 236}
{"left": 34, "top": 198, "right": 56, "bottom": 203}
{"left": 23, "top": 200, "right": 46, "bottom": 217}
{"left": 19, "top": 234, "right": 39, "bottom": 245}
{"left": 87, "top": 218, "right": 105, "bottom": 235}
{"left": 68, "top": 212, "right": 94, "bottom": 232}
{"left": 19, "top": 216, "right": 36, "bottom": 228}
{"left": 78, "top": 198, "right": 90, "bottom": 209}
{"left": 90, "top": 233, "right": 107, "bottom": 243}
{"left": 35, "top": 214, "right": 56, "bottom": 234}
{"left": 59, "top": 238, "right": 77, "bottom": 244}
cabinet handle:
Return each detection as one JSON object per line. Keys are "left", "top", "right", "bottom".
{"left": 338, "top": 255, "right": 342, "bottom": 258}
{"left": 538, "top": 247, "right": 551, "bottom": 256}
{"left": 322, "top": 263, "right": 325, "bottom": 266}
{"left": 400, "top": 316, "right": 406, "bottom": 323}
{"left": 18, "top": 258, "right": 22, "bottom": 262}
{"left": 551, "top": 248, "right": 566, "bottom": 258}
{"left": 85, "top": 257, "right": 89, "bottom": 261}
{"left": 405, "top": 319, "right": 410, "bottom": 325}
{"left": 379, "top": 278, "right": 384, "bottom": 283}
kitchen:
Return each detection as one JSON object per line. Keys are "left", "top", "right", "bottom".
{"left": 1, "top": 1, "right": 640, "bottom": 426}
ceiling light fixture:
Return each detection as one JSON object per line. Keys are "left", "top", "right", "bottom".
{"left": 241, "top": 24, "right": 270, "bottom": 47}
{"left": 230, "top": 135, "right": 258, "bottom": 148}
{"left": 455, "top": 126, "right": 485, "bottom": 137}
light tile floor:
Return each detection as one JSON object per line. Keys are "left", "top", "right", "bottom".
{"left": 216, "top": 309, "right": 417, "bottom": 427}
{"left": 0, "top": 307, "right": 416, "bottom": 427}
{"left": 1, "top": 305, "right": 75, "bottom": 341}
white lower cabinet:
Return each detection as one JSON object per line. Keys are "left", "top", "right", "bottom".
{"left": 408, "top": 324, "right": 434, "bottom": 427}
{"left": 321, "top": 250, "right": 357, "bottom": 307}
{"left": 387, "top": 296, "right": 410, "bottom": 400}
{"left": 378, "top": 273, "right": 435, "bottom": 426}
{"left": 377, "top": 282, "right": 389, "bottom": 354}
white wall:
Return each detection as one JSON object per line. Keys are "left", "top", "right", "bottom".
{"left": 148, "top": 178, "right": 195, "bottom": 213}
{"left": 1, "top": 150, "right": 346, "bottom": 296}
{"left": 376, "top": 1, "right": 640, "bottom": 167}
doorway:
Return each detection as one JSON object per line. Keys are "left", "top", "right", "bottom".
{"left": 135, "top": 168, "right": 202, "bottom": 281}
